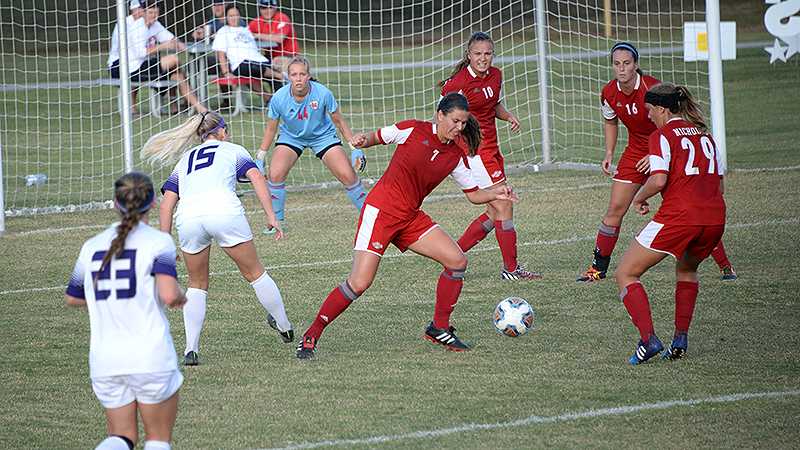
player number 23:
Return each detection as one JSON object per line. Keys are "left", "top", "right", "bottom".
{"left": 90, "top": 250, "right": 137, "bottom": 300}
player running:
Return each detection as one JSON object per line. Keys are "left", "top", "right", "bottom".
{"left": 142, "top": 111, "right": 294, "bottom": 366}
{"left": 577, "top": 42, "right": 736, "bottom": 282}
{"left": 295, "top": 93, "right": 518, "bottom": 359}
{"left": 616, "top": 83, "right": 726, "bottom": 365}
{"left": 65, "top": 172, "right": 187, "bottom": 450}
{"left": 441, "top": 31, "right": 542, "bottom": 281}
{"left": 255, "top": 56, "right": 366, "bottom": 233}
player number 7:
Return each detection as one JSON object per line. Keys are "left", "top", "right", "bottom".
{"left": 430, "top": 149, "right": 440, "bottom": 161}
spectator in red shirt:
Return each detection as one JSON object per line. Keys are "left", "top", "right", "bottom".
{"left": 248, "top": 0, "right": 300, "bottom": 76}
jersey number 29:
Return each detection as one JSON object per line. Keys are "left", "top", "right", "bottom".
{"left": 681, "top": 136, "right": 716, "bottom": 176}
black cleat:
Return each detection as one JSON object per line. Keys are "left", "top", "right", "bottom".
{"left": 183, "top": 351, "right": 199, "bottom": 366}
{"left": 424, "top": 322, "right": 470, "bottom": 352}
{"left": 296, "top": 335, "right": 317, "bottom": 360}
{"left": 267, "top": 314, "right": 294, "bottom": 343}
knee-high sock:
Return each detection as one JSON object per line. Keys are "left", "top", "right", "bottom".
{"left": 268, "top": 180, "right": 286, "bottom": 221}
{"left": 433, "top": 268, "right": 465, "bottom": 329}
{"left": 251, "top": 271, "right": 291, "bottom": 331}
{"left": 621, "top": 281, "right": 654, "bottom": 342}
{"left": 96, "top": 436, "right": 133, "bottom": 450}
{"left": 306, "top": 281, "right": 360, "bottom": 340}
{"left": 457, "top": 213, "right": 494, "bottom": 252}
{"left": 494, "top": 219, "right": 518, "bottom": 271}
{"left": 674, "top": 281, "right": 699, "bottom": 334}
{"left": 710, "top": 240, "right": 732, "bottom": 269}
{"left": 344, "top": 179, "right": 367, "bottom": 211}
{"left": 143, "top": 441, "right": 171, "bottom": 450}
{"left": 595, "top": 221, "right": 621, "bottom": 258}
{"left": 183, "top": 288, "right": 208, "bottom": 355}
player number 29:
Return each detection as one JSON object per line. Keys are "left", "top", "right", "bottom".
{"left": 681, "top": 136, "right": 716, "bottom": 176}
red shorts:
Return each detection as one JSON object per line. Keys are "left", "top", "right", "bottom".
{"left": 636, "top": 221, "right": 725, "bottom": 260}
{"left": 467, "top": 144, "right": 506, "bottom": 188}
{"left": 353, "top": 204, "right": 438, "bottom": 256}
{"left": 612, "top": 149, "right": 648, "bottom": 185}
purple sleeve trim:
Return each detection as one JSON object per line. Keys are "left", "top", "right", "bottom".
{"left": 236, "top": 158, "right": 258, "bottom": 183}
{"left": 66, "top": 284, "right": 86, "bottom": 299}
{"left": 160, "top": 171, "right": 179, "bottom": 195}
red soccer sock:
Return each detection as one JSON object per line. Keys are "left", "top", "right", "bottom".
{"left": 433, "top": 268, "right": 465, "bottom": 329}
{"left": 305, "top": 282, "right": 359, "bottom": 340}
{"left": 494, "top": 220, "right": 518, "bottom": 271}
{"left": 595, "top": 221, "right": 621, "bottom": 258}
{"left": 710, "top": 241, "right": 732, "bottom": 269}
{"left": 457, "top": 213, "right": 494, "bottom": 252}
{"left": 674, "top": 281, "right": 699, "bottom": 334}
{"left": 621, "top": 281, "right": 654, "bottom": 342}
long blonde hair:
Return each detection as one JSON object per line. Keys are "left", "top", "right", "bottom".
{"left": 141, "top": 111, "right": 226, "bottom": 165}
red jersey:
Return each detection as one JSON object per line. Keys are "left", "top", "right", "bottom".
{"left": 367, "top": 120, "right": 478, "bottom": 219}
{"left": 247, "top": 12, "right": 299, "bottom": 58}
{"left": 440, "top": 66, "right": 502, "bottom": 153}
{"left": 600, "top": 74, "right": 660, "bottom": 159}
{"left": 648, "top": 118, "right": 726, "bottom": 226}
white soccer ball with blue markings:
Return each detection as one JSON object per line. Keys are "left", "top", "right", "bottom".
{"left": 493, "top": 297, "right": 535, "bottom": 337}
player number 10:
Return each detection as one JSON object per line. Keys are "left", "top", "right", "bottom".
{"left": 482, "top": 87, "right": 494, "bottom": 99}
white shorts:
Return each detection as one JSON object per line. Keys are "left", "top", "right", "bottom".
{"left": 177, "top": 213, "right": 253, "bottom": 254}
{"left": 91, "top": 369, "right": 183, "bottom": 409}
{"left": 466, "top": 153, "right": 506, "bottom": 189}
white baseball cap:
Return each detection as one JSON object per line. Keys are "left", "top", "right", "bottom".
{"left": 130, "top": 0, "right": 141, "bottom": 9}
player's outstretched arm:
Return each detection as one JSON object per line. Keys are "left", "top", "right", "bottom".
{"left": 256, "top": 119, "right": 280, "bottom": 163}
{"left": 330, "top": 110, "right": 355, "bottom": 144}
{"left": 464, "top": 184, "right": 519, "bottom": 205}
{"left": 247, "top": 167, "right": 284, "bottom": 240}
{"left": 159, "top": 191, "right": 179, "bottom": 235}
{"left": 350, "top": 130, "right": 380, "bottom": 149}
{"left": 632, "top": 172, "right": 667, "bottom": 215}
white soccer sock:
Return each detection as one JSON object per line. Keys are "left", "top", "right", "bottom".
{"left": 143, "top": 441, "right": 171, "bottom": 450}
{"left": 251, "top": 271, "right": 291, "bottom": 331}
{"left": 183, "top": 288, "right": 208, "bottom": 355}
{"left": 95, "top": 436, "right": 132, "bottom": 450}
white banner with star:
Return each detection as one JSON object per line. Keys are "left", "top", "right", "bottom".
{"left": 764, "top": 0, "right": 800, "bottom": 63}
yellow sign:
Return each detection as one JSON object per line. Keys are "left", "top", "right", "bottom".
{"left": 697, "top": 32, "right": 708, "bottom": 51}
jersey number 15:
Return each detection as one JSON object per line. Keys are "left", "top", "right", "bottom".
{"left": 187, "top": 146, "right": 217, "bottom": 174}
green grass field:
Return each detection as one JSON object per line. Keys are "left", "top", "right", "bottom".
{"left": 2, "top": 33, "right": 800, "bottom": 450}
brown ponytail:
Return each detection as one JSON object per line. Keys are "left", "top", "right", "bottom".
{"left": 438, "top": 32, "right": 494, "bottom": 88}
{"left": 95, "top": 172, "right": 155, "bottom": 283}
{"left": 437, "top": 92, "right": 482, "bottom": 155}
{"left": 646, "top": 82, "right": 708, "bottom": 132}
{"left": 675, "top": 85, "right": 708, "bottom": 131}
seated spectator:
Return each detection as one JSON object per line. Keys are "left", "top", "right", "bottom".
{"left": 108, "top": 0, "right": 207, "bottom": 114}
{"left": 248, "top": 0, "right": 300, "bottom": 76}
{"left": 108, "top": 0, "right": 146, "bottom": 114}
{"left": 213, "top": 4, "right": 284, "bottom": 104}
{"left": 192, "top": 0, "right": 246, "bottom": 110}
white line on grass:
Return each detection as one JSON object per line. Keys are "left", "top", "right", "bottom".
{"left": 1, "top": 217, "right": 797, "bottom": 297}
{"left": 255, "top": 389, "right": 800, "bottom": 450}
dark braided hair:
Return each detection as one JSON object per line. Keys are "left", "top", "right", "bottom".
{"left": 438, "top": 92, "right": 482, "bottom": 155}
{"left": 95, "top": 172, "right": 155, "bottom": 283}
{"left": 439, "top": 32, "right": 494, "bottom": 88}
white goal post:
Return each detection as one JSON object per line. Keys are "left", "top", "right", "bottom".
{"left": 0, "top": 0, "right": 724, "bottom": 228}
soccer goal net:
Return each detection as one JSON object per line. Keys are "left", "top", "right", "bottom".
{"left": 0, "top": 0, "right": 708, "bottom": 223}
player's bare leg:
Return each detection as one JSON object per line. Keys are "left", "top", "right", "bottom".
{"left": 102, "top": 401, "right": 139, "bottom": 448}
{"left": 578, "top": 180, "right": 640, "bottom": 282}
{"left": 139, "top": 392, "right": 179, "bottom": 446}
{"left": 160, "top": 54, "right": 207, "bottom": 113}
{"left": 321, "top": 146, "right": 366, "bottom": 211}
{"left": 408, "top": 226, "right": 471, "bottom": 351}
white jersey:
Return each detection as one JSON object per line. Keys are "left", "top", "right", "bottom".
{"left": 66, "top": 222, "right": 180, "bottom": 378}
{"left": 107, "top": 18, "right": 175, "bottom": 74}
{"left": 161, "top": 139, "right": 259, "bottom": 220}
{"left": 212, "top": 25, "right": 268, "bottom": 71}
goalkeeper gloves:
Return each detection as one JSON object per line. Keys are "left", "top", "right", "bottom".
{"left": 350, "top": 148, "right": 366, "bottom": 172}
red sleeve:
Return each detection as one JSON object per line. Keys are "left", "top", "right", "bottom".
{"left": 440, "top": 74, "right": 462, "bottom": 96}
{"left": 648, "top": 131, "right": 670, "bottom": 175}
{"left": 247, "top": 19, "right": 259, "bottom": 33}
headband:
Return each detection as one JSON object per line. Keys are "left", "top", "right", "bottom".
{"left": 644, "top": 90, "right": 680, "bottom": 110}
{"left": 115, "top": 187, "right": 155, "bottom": 215}
{"left": 200, "top": 115, "right": 227, "bottom": 140}
{"left": 611, "top": 42, "right": 639, "bottom": 62}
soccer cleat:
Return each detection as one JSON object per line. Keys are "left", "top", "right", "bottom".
{"left": 720, "top": 265, "right": 738, "bottom": 281}
{"left": 662, "top": 333, "right": 688, "bottom": 360}
{"left": 183, "top": 351, "right": 199, "bottom": 366}
{"left": 266, "top": 314, "right": 294, "bottom": 343}
{"left": 501, "top": 264, "right": 543, "bottom": 281}
{"left": 576, "top": 266, "right": 607, "bottom": 282}
{"left": 296, "top": 335, "right": 317, "bottom": 360}
{"left": 423, "top": 322, "right": 470, "bottom": 352}
{"left": 628, "top": 335, "right": 664, "bottom": 365}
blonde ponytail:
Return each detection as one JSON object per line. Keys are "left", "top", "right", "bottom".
{"left": 141, "top": 114, "right": 204, "bottom": 165}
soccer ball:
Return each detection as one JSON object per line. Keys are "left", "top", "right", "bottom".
{"left": 493, "top": 297, "right": 535, "bottom": 337}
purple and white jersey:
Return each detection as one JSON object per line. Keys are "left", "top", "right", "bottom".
{"left": 66, "top": 222, "right": 179, "bottom": 378}
{"left": 161, "top": 139, "right": 258, "bottom": 219}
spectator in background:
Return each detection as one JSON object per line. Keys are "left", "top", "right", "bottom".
{"left": 108, "top": 1, "right": 208, "bottom": 114}
{"left": 248, "top": 0, "right": 300, "bottom": 76}
{"left": 192, "top": 0, "right": 245, "bottom": 110}
{"left": 213, "top": 4, "right": 284, "bottom": 104}
{"left": 108, "top": 0, "right": 146, "bottom": 114}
